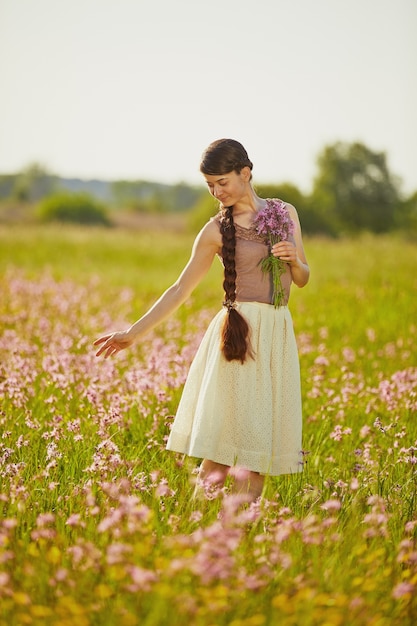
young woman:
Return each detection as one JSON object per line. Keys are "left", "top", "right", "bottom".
{"left": 94, "top": 139, "right": 310, "bottom": 500}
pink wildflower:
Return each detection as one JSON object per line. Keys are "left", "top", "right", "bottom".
{"left": 254, "top": 199, "right": 294, "bottom": 240}
{"left": 155, "top": 479, "right": 175, "bottom": 498}
{"left": 342, "top": 347, "right": 356, "bottom": 362}
{"left": 405, "top": 520, "right": 417, "bottom": 534}
{"left": 106, "top": 543, "right": 132, "bottom": 565}
{"left": 321, "top": 499, "right": 342, "bottom": 512}
{"left": 66, "top": 513, "right": 86, "bottom": 528}
{"left": 360, "top": 425, "right": 371, "bottom": 438}
{"left": 189, "top": 510, "right": 203, "bottom": 523}
{"left": 314, "top": 355, "right": 329, "bottom": 367}
{"left": 350, "top": 477, "right": 360, "bottom": 491}
{"left": 2, "top": 518, "right": 18, "bottom": 529}
{"left": 36, "top": 513, "right": 55, "bottom": 527}
{"left": 392, "top": 582, "right": 415, "bottom": 599}
{"left": 126, "top": 566, "right": 158, "bottom": 592}
{"left": 330, "top": 425, "right": 352, "bottom": 441}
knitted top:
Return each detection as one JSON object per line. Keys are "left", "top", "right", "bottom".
{"left": 213, "top": 199, "right": 294, "bottom": 306}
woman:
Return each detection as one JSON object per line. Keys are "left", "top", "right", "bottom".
{"left": 94, "top": 138, "right": 310, "bottom": 501}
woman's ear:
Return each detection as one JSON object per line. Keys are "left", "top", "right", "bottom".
{"left": 240, "top": 166, "right": 252, "bottom": 182}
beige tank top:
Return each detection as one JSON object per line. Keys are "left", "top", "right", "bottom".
{"left": 213, "top": 203, "right": 294, "bottom": 306}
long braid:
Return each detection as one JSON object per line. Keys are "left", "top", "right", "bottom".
{"left": 219, "top": 206, "right": 252, "bottom": 363}
{"left": 220, "top": 206, "right": 237, "bottom": 308}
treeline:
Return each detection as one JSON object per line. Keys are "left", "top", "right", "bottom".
{"left": 0, "top": 169, "right": 202, "bottom": 213}
{"left": 0, "top": 141, "right": 416, "bottom": 236}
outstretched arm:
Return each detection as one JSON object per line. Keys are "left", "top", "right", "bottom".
{"left": 94, "top": 220, "right": 221, "bottom": 358}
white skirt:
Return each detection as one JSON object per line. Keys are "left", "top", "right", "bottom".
{"left": 166, "top": 301, "right": 303, "bottom": 475}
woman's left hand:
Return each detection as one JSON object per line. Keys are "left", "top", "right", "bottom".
{"left": 271, "top": 241, "right": 299, "bottom": 266}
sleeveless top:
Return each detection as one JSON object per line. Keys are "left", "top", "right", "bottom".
{"left": 213, "top": 199, "right": 294, "bottom": 306}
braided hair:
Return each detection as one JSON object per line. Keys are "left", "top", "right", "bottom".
{"left": 200, "top": 139, "right": 254, "bottom": 363}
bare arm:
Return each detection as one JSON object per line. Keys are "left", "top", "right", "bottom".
{"left": 94, "top": 220, "right": 221, "bottom": 358}
{"left": 271, "top": 203, "right": 310, "bottom": 288}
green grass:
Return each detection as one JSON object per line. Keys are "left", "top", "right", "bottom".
{"left": 0, "top": 224, "right": 416, "bottom": 625}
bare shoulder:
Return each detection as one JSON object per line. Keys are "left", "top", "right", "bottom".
{"left": 193, "top": 217, "right": 222, "bottom": 252}
{"left": 284, "top": 202, "right": 300, "bottom": 221}
{"left": 198, "top": 217, "right": 222, "bottom": 243}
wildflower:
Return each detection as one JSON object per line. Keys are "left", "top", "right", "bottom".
{"left": 36, "top": 513, "right": 55, "bottom": 527}
{"left": 97, "top": 509, "right": 123, "bottom": 533}
{"left": 342, "top": 347, "right": 356, "bottom": 362}
{"left": 155, "top": 480, "right": 175, "bottom": 498}
{"left": 106, "top": 542, "right": 132, "bottom": 565}
{"left": 366, "top": 328, "right": 376, "bottom": 342}
{"left": 330, "top": 425, "right": 352, "bottom": 441}
{"left": 278, "top": 507, "right": 292, "bottom": 516}
{"left": 2, "top": 518, "right": 18, "bottom": 529}
{"left": 321, "top": 499, "right": 342, "bottom": 512}
{"left": 405, "top": 520, "right": 417, "bottom": 534}
{"left": 373, "top": 417, "right": 388, "bottom": 433}
{"left": 301, "top": 514, "right": 324, "bottom": 545}
{"left": 55, "top": 569, "right": 68, "bottom": 584}
{"left": 0, "top": 550, "right": 14, "bottom": 563}
{"left": 16, "top": 435, "right": 29, "bottom": 448}
{"left": 362, "top": 496, "right": 390, "bottom": 538}
{"left": 350, "top": 477, "right": 360, "bottom": 491}
{"left": 392, "top": 582, "right": 415, "bottom": 599}
{"left": 189, "top": 510, "right": 203, "bottom": 523}
{"left": 31, "top": 528, "right": 57, "bottom": 541}
{"left": 359, "top": 425, "right": 371, "bottom": 438}
{"left": 65, "top": 513, "right": 86, "bottom": 528}
{"left": 314, "top": 355, "right": 329, "bottom": 367}
{"left": 126, "top": 566, "right": 158, "bottom": 592}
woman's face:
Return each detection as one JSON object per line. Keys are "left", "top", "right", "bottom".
{"left": 203, "top": 167, "right": 251, "bottom": 206}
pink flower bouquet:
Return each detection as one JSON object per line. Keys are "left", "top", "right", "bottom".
{"left": 254, "top": 199, "right": 294, "bottom": 308}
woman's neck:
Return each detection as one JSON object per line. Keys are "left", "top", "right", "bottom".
{"left": 233, "top": 189, "right": 266, "bottom": 216}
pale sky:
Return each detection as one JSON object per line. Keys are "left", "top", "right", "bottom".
{"left": 1, "top": 0, "right": 416, "bottom": 194}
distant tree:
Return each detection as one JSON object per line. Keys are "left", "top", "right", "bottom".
{"left": 12, "top": 163, "right": 57, "bottom": 202}
{"left": 255, "top": 182, "right": 304, "bottom": 208}
{"left": 37, "top": 192, "right": 111, "bottom": 226}
{"left": 398, "top": 190, "right": 417, "bottom": 236}
{"left": 111, "top": 179, "right": 204, "bottom": 213}
{"left": 0, "top": 174, "right": 16, "bottom": 199}
{"left": 188, "top": 194, "right": 219, "bottom": 232}
{"left": 169, "top": 183, "right": 205, "bottom": 212}
{"left": 111, "top": 180, "right": 151, "bottom": 207}
{"left": 142, "top": 192, "right": 167, "bottom": 214}
{"left": 310, "top": 142, "right": 401, "bottom": 233}
{"left": 124, "top": 192, "right": 168, "bottom": 214}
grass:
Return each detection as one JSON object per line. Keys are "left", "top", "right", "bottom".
{"left": 0, "top": 224, "right": 416, "bottom": 625}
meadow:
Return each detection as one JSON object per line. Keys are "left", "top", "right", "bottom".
{"left": 0, "top": 224, "right": 416, "bottom": 625}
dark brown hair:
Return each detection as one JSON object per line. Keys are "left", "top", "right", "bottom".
{"left": 200, "top": 139, "right": 254, "bottom": 363}
{"left": 200, "top": 138, "right": 253, "bottom": 177}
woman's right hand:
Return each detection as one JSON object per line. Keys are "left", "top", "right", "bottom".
{"left": 94, "top": 330, "right": 134, "bottom": 358}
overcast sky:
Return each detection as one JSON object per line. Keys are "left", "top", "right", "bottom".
{"left": 1, "top": 0, "right": 416, "bottom": 194}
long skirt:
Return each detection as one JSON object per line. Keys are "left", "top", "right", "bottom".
{"left": 166, "top": 301, "right": 303, "bottom": 476}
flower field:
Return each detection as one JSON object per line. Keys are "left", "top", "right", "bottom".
{"left": 0, "top": 226, "right": 416, "bottom": 625}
